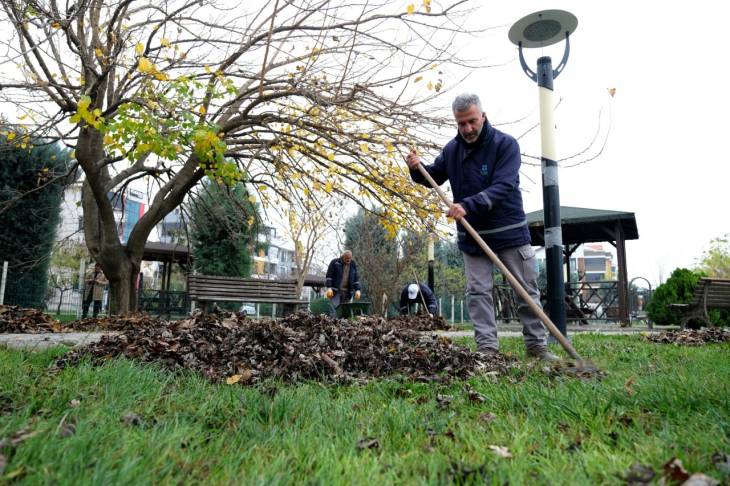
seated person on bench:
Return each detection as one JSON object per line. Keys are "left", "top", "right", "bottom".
{"left": 399, "top": 282, "right": 438, "bottom": 316}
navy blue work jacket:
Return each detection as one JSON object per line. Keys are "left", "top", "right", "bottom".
{"left": 325, "top": 258, "right": 361, "bottom": 295}
{"left": 399, "top": 282, "right": 438, "bottom": 315}
{"left": 410, "top": 121, "right": 531, "bottom": 254}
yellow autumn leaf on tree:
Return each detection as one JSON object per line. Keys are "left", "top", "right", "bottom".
{"left": 95, "top": 49, "right": 103, "bottom": 57}
{"left": 325, "top": 181, "right": 333, "bottom": 193}
{"left": 327, "top": 153, "right": 335, "bottom": 161}
{"left": 259, "top": 185, "right": 267, "bottom": 191}
{"left": 199, "top": 105, "right": 206, "bottom": 115}
{"left": 248, "top": 196, "right": 256, "bottom": 203}
{"left": 160, "top": 38, "right": 171, "bottom": 48}
{"left": 427, "top": 81, "right": 433, "bottom": 90}
{"left": 226, "top": 375, "right": 242, "bottom": 385}
{"left": 423, "top": 0, "right": 432, "bottom": 13}
{"left": 360, "top": 143, "right": 369, "bottom": 153}
{"left": 135, "top": 43, "right": 144, "bottom": 56}
{"left": 103, "top": 135, "right": 114, "bottom": 145}
{"left": 138, "top": 57, "right": 152, "bottom": 73}
{"left": 7, "top": 133, "right": 16, "bottom": 140}
{"left": 407, "top": 3, "right": 415, "bottom": 15}
{"left": 205, "top": 65, "right": 212, "bottom": 74}
{"left": 155, "top": 73, "right": 169, "bottom": 81}
{"left": 51, "top": 22, "right": 60, "bottom": 28}
{"left": 414, "top": 76, "right": 423, "bottom": 83}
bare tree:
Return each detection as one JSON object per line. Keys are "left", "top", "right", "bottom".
{"left": 0, "top": 0, "right": 477, "bottom": 312}
{"left": 284, "top": 195, "right": 340, "bottom": 295}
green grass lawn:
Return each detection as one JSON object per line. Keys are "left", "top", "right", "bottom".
{"left": 1, "top": 334, "right": 729, "bottom": 485}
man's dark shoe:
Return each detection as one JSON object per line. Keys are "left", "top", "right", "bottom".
{"left": 526, "top": 345, "right": 560, "bottom": 361}
{"left": 477, "top": 347, "right": 500, "bottom": 357}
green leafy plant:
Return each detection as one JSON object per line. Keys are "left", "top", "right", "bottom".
{"left": 646, "top": 268, "right": 707, "bottom": 328}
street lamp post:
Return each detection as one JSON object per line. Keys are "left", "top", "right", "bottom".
{"left": 508, "top": 10, "right": 578, "bottom": 341}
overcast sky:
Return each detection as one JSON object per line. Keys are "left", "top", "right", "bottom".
{"left": 437, "top": 0, "right": 730, "bottom": 286}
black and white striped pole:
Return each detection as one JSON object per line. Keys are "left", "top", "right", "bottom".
{"left": 509, "top": 10, "right": 578, "bottom": 341}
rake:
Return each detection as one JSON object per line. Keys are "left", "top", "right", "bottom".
{"left": 414, "top": 162, "right": 596, "bottom": 371}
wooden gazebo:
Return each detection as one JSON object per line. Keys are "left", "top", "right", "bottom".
{"left": 525, "top": 206, "right": 639, "bottom": 324}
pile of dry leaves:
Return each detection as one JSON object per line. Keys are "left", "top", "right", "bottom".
{"left": 387, "top": 311, "right": 455, "bottom": 332}
{"left": 53, "top": 309, "right": 516, "bottom": 385}
{"left": 0, "top": 305, "right": 63, "bottom": 333}
{"left": 643, "top": 328, "right": 730, "bottom": 346}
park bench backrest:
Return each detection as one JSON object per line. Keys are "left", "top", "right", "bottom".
{"left": 188, "top": 274, "right": 299, "bottom": 303}
{"left": 690, "top": 278, "right": 730, "bottom": 310}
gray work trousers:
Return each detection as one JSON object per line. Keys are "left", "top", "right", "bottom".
{"left": 463, "top": 244, "right": 547, "bottom": 350}
{"left": 329, "top": 291, "right": 352, "bottom": 318}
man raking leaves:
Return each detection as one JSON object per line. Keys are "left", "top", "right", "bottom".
{"left": 406, "top": 93, "right": 594, "bottom": 369}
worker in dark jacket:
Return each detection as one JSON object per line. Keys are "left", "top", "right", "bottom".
{"left": 399, "top": 282, "right": 438, "bottom": 315}
{"left": 406, "top": 93, "right": 558, "bottom": 361}
{"left": 325, "top": 250, "right": 361, "bottom": 317}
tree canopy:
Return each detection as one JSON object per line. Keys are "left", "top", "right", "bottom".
{"left": 0, "top": 0, "right": 477, "bottom": 312}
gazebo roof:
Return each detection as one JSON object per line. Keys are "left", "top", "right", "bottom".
{"left": 525, "top": 206, "right": 639, "bottom": 246}
{"left": 122, "top": 241, "right": 192, "bottom": 262}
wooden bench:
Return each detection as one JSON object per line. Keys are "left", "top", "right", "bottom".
{"left": 666, "top": 277, "right": 730, "bottom": 329}
{"left": 188, "top": 275, "right": 305, "bottom": 315}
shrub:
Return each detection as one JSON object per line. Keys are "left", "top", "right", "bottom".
{"left": 646, "top": 268, "right": 728, "bottom": 328}
{"left": 309, "top": 297, "right": 331, "bottom": 315}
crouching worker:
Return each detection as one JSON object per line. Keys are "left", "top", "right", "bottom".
{"left": 325, "top": 250, "right": 361, "bottom": 318}
{"left": 400, "top": 282, "right": 438, "bottom": 316}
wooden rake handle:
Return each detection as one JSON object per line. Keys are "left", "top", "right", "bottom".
{"left": 414, "top": 163, "right": 583, "bottom": 362}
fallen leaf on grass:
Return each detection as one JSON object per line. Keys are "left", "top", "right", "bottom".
{"left": 712, "top": 452, "right": 730, "bottom": 477}
{"left": 448, "top": 461, "right": 490, "bottom": 483}
{"left": 120, "top": 412, "right": 144, "bottom": 427}
{"left": 625, "top": 375, "right": 637, "bottom": 395}
{"left": 60, "top": 424, "right": 76, "bottom": 438}
{"left": 461, "top": 384, "right": 485, "bottom": 402}
{"left": 662, "top": 457, "right": 690, "bottom": 484}
{"left": 0, "top": 426, "right": 43, "bottom": 448}
{"left": 488, "top": 445, "right": 513, "bottom": 458}
{"left": 679, "top": 473, "right": 720, "bottom": 486}
{"left": 615, "top": 462, "right": 655, "bottom": 485}
{"left": 435, "top": 394, "right": 454, "bottom": 410}
{"left": 479, "top": 412, "right": 497, "bottom": 423}
{"left": 356, "top": 437, "right": 380, "bottom": 450}
{"left": 227, "top": 375, "right": 242, "bottom": 385}
{"left": 70, "top": 399, "right": 81, "bottom": 408}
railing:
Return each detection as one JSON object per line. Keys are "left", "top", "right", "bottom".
{"left": 494, "top": 280, "right": 621, "bottom": 324}
{"left": 137, "top": 289, "right": 190, "bottom": 318}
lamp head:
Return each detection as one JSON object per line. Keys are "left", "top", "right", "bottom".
{"left": 508, "top": 10, "right": 578, "bottom": 48}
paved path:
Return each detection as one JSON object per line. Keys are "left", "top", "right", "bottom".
{"left": 0, "top": 332, "right": 116, "bottom": 351}
{"left": 0, "top": 326, "right": 661, "bottom": 351}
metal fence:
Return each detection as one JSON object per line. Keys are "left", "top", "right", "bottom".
{"left": 0, "top": 260, "right": 111, "bottom": 321}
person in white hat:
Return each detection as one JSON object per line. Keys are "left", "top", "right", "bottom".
{"left": 399, "top": 282, "right": 438, "bottom": 316}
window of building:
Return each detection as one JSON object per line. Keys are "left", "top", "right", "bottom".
{"left": 269, "top": 247, "right": 279, "bottom": 260}
{"left": 78, "top": 216, "right": 84, "bottom": 231}
{"left": 584, "top": 257, "right": 605, "bottom": 272}
{"left": 585, "top": 273, "right": 603, "bottom": 281}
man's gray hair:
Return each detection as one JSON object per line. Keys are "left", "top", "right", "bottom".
{"left": 452, "top": 93, "right": 482, "bottom": 114}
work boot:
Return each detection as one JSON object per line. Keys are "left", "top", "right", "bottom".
{"left": 477, "top": 346, "right": 500, "bottom": 357}
{"left": 525, "top": 345, "right": 560, "bottom": 361}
